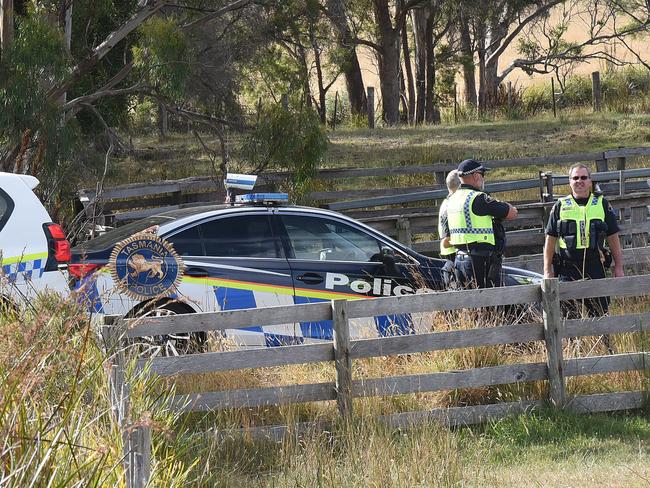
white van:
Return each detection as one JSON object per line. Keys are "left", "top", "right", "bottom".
{"left": 0, "top": 172, "right": 71, "bottom": 310}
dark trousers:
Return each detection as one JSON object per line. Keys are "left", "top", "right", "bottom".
{"left": 441, "top": 255, "right": 456, "bottom": 288}
{"left": 558, "top": 258, "right": 610, "bottom": 317}
{"left": 454, "top": 252, "right": 501, "bottom": 289}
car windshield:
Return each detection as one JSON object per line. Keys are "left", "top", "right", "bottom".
{"left": 73, "top": 215, "right": 175, "bottom": 252}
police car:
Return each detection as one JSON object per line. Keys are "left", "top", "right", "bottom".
{"left": 69, "top": 175, "right": 542, "bottom": 349}
{"left": 0, "top": 172, "right": 71, "bottom": 310}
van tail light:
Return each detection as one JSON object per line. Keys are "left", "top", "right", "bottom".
{"left": 68, "top": 263, "right": 102, "bottom": 280}
{"left": 43, "top": 223, "right": 72, "bottom": 271}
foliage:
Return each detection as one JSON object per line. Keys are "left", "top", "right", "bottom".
{"left": 133, "top": 17, "right": 190, "bottom": 100}
{"left": 241, "top": 105, "right": 328, "bottom": 202}
{"left": 0, "top": 17, "right": 69, "bottom": 147}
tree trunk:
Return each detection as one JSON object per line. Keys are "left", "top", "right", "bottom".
{"left": 313, "top": 38, "right": 327, "bottom": 124}
{"left": 401, "top": 14, "right": 415, "bottom": 124}
{"left": 374, "top": 0, "right": 401, "bottom": 125}
{"left": 158, "top": 103, "right": 168, "bottom": 139}
{"left": 483, "top": 56, "right": 499, "bottom": 108}
{"left": 326, "top": 0, "right": 367, "bottom": 115}
{"left": 0, "top": 0, "right": 14, "bottom": 58}
{"left": 424, "top": 14, "right": 439, "bottom": 124}
{"left": 458, "top": 5, "right": 476, "bottom": 108}
{"left": 411, "top": 7, "right": 427, "bottom": 124}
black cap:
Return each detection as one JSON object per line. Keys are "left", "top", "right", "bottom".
{"left": 458, "top": 159, "right": 490, "bottom": 176}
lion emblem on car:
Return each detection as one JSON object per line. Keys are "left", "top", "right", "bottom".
{"left": 109, "top": 233, "right": 184, "bottom": 300}
{"left": 128, "top": 253, "right": 164, "bottom": 279}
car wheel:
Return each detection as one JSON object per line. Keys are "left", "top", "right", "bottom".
{"left": 132, "top": 302, "right": 207, "bottom": 357}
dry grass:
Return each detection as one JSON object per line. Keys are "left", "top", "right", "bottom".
{"left": 1, "top": 289, "right": 648, "bottom": 486}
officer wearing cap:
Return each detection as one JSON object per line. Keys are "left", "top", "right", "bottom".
{"left": 447, "top": 159, "right": 518, "bottom": 288}
{"left": 438, "top": 169, "right": 461, "bottom": 287}
{"left": 543, "top": 163, "right": 624, "bottom": 317}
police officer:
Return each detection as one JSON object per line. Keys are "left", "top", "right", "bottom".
{"left": 438, "top": 169, "right": 460, "bottom": 286}
{"left": 543, "top": 163, "right": 624, "bottom": 316}
{"left": 447, "top": 159, "right": 518, "bottom": 288}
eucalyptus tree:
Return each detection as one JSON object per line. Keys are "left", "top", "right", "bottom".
{"left": 324, "top": 0, "right": 367, "bottom": 115}
{"left": 0, "top": 0, "right": 264, "bottom": 215}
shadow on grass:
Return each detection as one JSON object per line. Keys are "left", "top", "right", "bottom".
{"left": 466, "top": 408, "right": 650, "bottom": 464}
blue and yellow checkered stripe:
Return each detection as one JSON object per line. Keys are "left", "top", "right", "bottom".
{"left": 1, "top": 252, "right": 48, "bottom": 283}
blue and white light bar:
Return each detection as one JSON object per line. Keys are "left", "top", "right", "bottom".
{"left": 224, "top": 173, "right": 257, "bottom": 190}
{"left": 235, "top": 193, "right": 289, "bottom": 204}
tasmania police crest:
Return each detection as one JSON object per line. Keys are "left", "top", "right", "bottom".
{"left": 109, "top": 233, "right": 184, "bottom": 300}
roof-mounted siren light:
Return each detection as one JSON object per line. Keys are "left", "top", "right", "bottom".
{"left": 224, "top": 173, "right": 257, "bottom": 206}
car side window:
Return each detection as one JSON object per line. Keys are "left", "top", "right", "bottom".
{"left": 166, "top": 225, "right": 204, "bottom": 256}
{"left": 281, "top": 215, "right": 382, "bottom": 262}
{"left": 0, "top": 188, "right": 13, "bottom": 233}
{"left": 199, "top": 215, "right": 281, "bottom": 258}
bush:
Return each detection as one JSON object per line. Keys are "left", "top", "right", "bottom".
{"left": 241, "top": 105, "right": 328, "bottom": 203}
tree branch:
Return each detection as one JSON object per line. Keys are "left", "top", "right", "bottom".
{"left": 63, "top": 83, "right": 144, "bottom": 114}
{"left": 47, "top": 0, "right": 164, "bottom": 102}
{"left": 486, "top": 0, "right": 564, "bottom": 65}
{"left": 182, "top": 0, "right": 252, "bottom": 30}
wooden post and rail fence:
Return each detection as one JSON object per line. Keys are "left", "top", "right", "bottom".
{"left": 103, "top": 275, "right": 650, "bottom": 488}
{"left": 77, "top": 146, "right": 650, "bottom": 227}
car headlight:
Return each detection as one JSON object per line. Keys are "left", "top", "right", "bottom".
{"left": 510, "top": 274, "right": 542, "bottom": 285}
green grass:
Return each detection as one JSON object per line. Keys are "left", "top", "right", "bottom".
{"left": 166, "top": 410, "right": 650, "bottom": 487}
{"left": 101, "top": 110, "right": 650, "bottom": 189}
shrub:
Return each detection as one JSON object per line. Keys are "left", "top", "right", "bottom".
{"left": 241, "top": 105, "right": 328, "bottom": 203}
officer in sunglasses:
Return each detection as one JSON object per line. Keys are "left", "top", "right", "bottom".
{"left": 543, "top": 163, "right": 624, "bottom": 319}
{"left": 446, "top": 159, "right": 518, "bottom": 288}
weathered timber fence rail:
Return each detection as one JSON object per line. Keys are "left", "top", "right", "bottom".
{"left": 78, "top": 146, "right": 650, "bottom": 226}
{"left": 327, "top": 167, "right": 650, "bottom": 211}
{"left": 103, "top": 275, "right": 650, "bottom": 488}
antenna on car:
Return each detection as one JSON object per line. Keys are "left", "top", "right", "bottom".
{"left": 224, "top": 173, "right": 257, "bottom": 206}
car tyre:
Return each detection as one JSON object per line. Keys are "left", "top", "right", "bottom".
{"left": 130, "top": 302, "right": 207, "bottom": 357}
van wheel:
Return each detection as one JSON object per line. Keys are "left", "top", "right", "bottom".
{"left": 132, "top": 302, "right": 207, "bottom": 357}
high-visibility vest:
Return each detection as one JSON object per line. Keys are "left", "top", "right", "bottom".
{"left": 557, "top": 194, "right": 605, "bottom": 250}
{"left": 438, "top": 197, "right": 457, "bottom": 256}
{"left": 447, "top": 188, "right": 495, "bottom": 246}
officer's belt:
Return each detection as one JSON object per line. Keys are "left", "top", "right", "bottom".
{"left": 457, "top": 249, "right": 501, "bottom": 258}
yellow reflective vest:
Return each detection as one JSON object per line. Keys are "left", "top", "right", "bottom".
{"left": 438, "top": 197, "right": 457, "bottom": 256}
{"left": 557, "top": 194, "right": 605, "bottom": 250}
{"left": 447, "top": 188, "right": 495, "bottom": 246}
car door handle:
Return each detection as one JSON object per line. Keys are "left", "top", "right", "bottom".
{"left": 185, "top": 267, "right": 209, "bottom": 278}
{"left": 296, "top": 272, "right": 324, "bottom": 284}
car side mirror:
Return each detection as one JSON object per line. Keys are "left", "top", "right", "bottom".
{"left": 381, "top": 247, "right": 399, "bottom": 274}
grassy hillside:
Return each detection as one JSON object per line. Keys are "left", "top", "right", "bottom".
{"left": 105, "top": 111, "right": 650, "bottom": 188}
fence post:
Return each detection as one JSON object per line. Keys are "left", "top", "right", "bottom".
{"left": 332, "top": 299, "right": 353, "bottom": 419}
{"left": 592, "top": 71, "right": 601, "bottom": 112}
{"left": 541, "top": 278, "right": 566, "bottom": 408}
{"left": 596, "top": 156, "right": 608, "bottom": 172}
{"left": 102, "top": 320, "right": 151, "bottom": 488}
{"left": 507, "top": 81, "right": 512, "bottom": 110}
{"left": 453, "top": 83, "right": 458, "bottom": 124}
{"left": 332, "top": 91, "right": 338, "bottom": 130}
{"left": 616, "top": 151, "right": 626, "bottom": 171}
{"left": 619, "top": 170, "right": 625, "bottom": 196}
{"left": 367, "top": 86, "right": 375, "bottom": 129}
{"left": 539, "top": 171, "right": 554, "bottom": 203}
{"left": 551, "top": 78, "right": 557, "bottom": 118}
{"left": 396, "top": 217, "right": 412, "bottom": 247}
{"left": 631, "top": 206, "right": 647, "bottom": 248}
